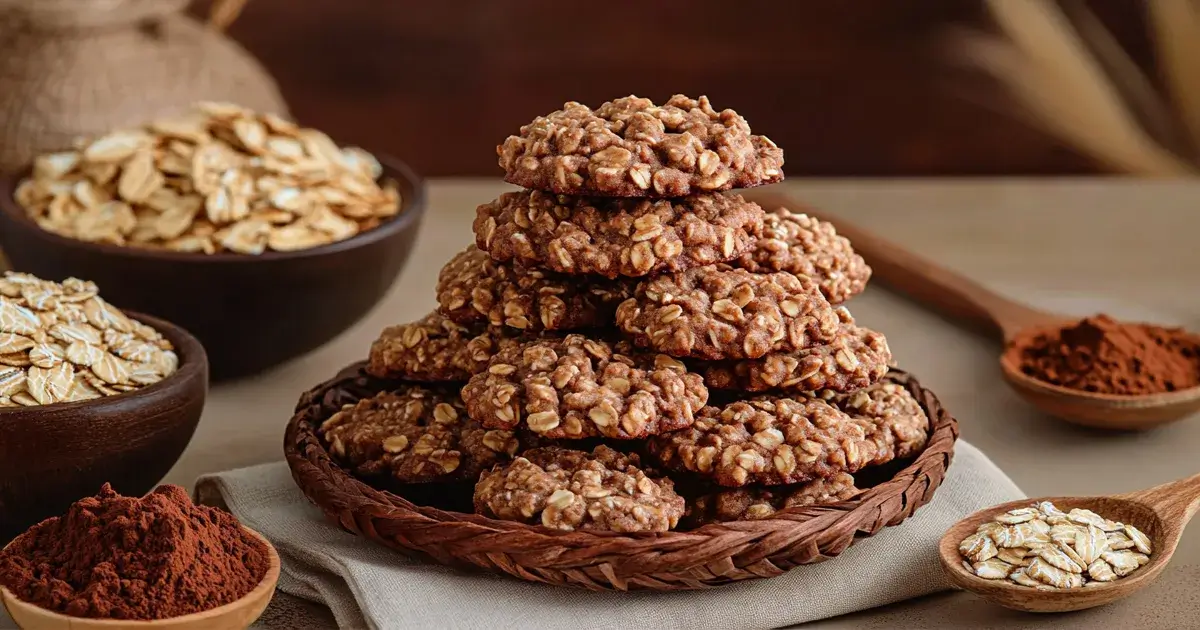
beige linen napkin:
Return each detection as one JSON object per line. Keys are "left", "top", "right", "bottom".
{"left": 185, "top": 440, "right": 1022, "bottom": 630}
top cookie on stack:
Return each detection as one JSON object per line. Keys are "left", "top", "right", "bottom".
{"left": 344, "top": 95, "right": 925, "bottom": 534}
{"left": 497, "top": 95, "right": 783, "bottom": 198}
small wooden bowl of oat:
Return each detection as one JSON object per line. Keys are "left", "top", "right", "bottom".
{"left": 0, "top": 274, "right": 208, "bottom": 542}
{"left": 0, "top": 103, "right": 427, "bottom": 381}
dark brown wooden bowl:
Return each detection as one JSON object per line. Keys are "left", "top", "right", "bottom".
{"left": 0, "top": 312, "right": 208, "bottom": 543}
{"left": 0, "top": 157, "right": 427, "bottom": 381}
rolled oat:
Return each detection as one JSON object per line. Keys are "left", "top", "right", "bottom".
{"left": 15, "top": 102, "right": 400, "bottom": 254}
{"left": 959, "top": 501, "right": 1152, "bottom": 589}
{"left": 0, "top": 272, "right": 177, "bottom": 406}
{"left": 497, "top": 95, "right": 784, "bottom": 197}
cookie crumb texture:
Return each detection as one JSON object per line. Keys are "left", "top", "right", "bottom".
{"left": 617, "top": 267, "right": 850, "bottom": 360}
{"left": 682, "top": 472, "right": 859, "bottom": 527}
{"left": 651, "top": 382, "right": 929, "bottom": 487}
{"left": 829, "top": 381, "right": 930, "bottom": 465}
{"left": 320, "top": 385, "right": 520, "bottom": 483}
{"left": 437, "top": 246, "right": 632, "bottom": 331}
{"left": 475, "top": 190, "right": 764, "bottom": 278}
{"left": 462, "top": 334, "right": 708, "bottom": 439}
{"left": 367, "top": 312, "right": 528, "bottom": 382}
{"left": 0, "top": 484, "right": 267, "bottom": 620}
{"left": 701, "top": 325, "right": 891, "bottom": 393}
{"left": 497, "top": 95, "right": 784, "bottom": 197}
{"left": 734, "top": 209, "right": 871, "bottom": 305}
{"left": 474, "top": 446, "right": 685, "bottom": 532}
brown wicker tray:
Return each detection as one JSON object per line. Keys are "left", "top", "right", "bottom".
{"left": 284, "top": 363, "right": 960, "bottom": 591}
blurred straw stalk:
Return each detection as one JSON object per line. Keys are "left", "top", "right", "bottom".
{"left": 956, "top": 0, "right": 1200, "bottom": 176}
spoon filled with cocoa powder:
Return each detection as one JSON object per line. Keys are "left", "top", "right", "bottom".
{"left": 744, "top": 192, "right": 1200, "bottom": 430}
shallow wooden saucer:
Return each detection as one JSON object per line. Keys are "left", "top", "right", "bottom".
{"left": 1, "top": 527, "right": 280, "bottom": 630}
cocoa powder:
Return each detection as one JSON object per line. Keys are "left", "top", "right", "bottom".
{"left": 1010, "top": 314, "right": 1200, "bottom": 395}
{"left": 0, "top": 483, "right": 268, "bottom": 620}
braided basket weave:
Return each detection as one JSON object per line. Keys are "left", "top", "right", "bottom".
{"left": 284, "top": 362, "right": 959, "bottom": 591}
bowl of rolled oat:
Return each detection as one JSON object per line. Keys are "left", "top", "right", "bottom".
{"left": 0, "top": 102, "right": 427, "bottom": 381}
{"left": 0, "top": 272, "right": 208, "bottom": 542}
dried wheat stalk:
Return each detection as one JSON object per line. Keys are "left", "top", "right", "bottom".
{"left": 956, "top": 0, "right": 1200, "bottom": 175}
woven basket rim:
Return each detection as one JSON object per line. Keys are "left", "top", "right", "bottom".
{"left": 286, "top": 361, "right": 959, "bottom": 541}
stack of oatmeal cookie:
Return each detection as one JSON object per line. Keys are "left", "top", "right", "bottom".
{"left": 326, "top": 95, "right": 930, "bottom": 534}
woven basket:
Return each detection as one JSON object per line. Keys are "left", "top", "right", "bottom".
{"left": 284, "top": 363, "right": 960, "bottom": 591}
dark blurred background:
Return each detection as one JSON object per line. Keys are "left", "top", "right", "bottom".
{"left": 192, "top": 0, "right": 1153, "bottom": 177}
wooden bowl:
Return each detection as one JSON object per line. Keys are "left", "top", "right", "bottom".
{"left": 0, "top": 312, "right": 208, "bottom": 543}
{"left": 0, "top": 157, "right": 427, "bottom": 382}
{"left": 938, "top": 496, "right": 1167, "bottom": 613}
{"left": 1, "top": 527, "right": 280, "bottom": 629}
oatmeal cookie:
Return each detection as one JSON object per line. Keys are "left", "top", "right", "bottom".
{"left": 475, "top": 190, "right": 764, "bottom": 278}
{"left": 682, "top": 472, "right": 860, "bottom": 527}
{"left": 734, "top": 209, "right": 871, "bottom": 304}
{"left": 474, "top": 445, "right": 685, "bottom": 532}
{"left": 827, "top": 381, "right": 929, "bottom": 463}
{"left": 701, "top": 325, "right": 892, "bottom": 393}
{"left": 436, "top": 246, "right": 632, "bottom": 331}
{"left": 319, "top": 385, "right": 521, "bottom": 484}
{"left": 497, "top": 95, "right": 784, "bottom": 197}
{"left": 461, "top": 334, "right": 708, "bottom": 439}
{"left": 649, "top": 396, "right": 861, "bottom": 486}
{"left": 616, "top": 267, "right": 849, "bottom": 360}
{"left": 367, "top": 312, "right": 527, "bottom": 382}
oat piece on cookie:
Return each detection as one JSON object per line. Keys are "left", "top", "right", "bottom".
{"left": 474, "top": 445, "right": 685, "bottom": 532}
{"left": 436, "top": 246, "right": 632, "bottom": 331}
{"left": 734, "top": 209, "right": 871, "bottom": 305}
{"left": 319, "top": 385, "right": 521, "bottom": 484}
{"left": 616, "top": 267, "right": 849, "bottom": 360}
{"left": 497, "top": 95, "right": 784, "bottom": 198}
{"left": 649, "top": 396, "right": 867, "bottom": 486}
{"left": 701, "top": 325, "right": 892, "bottom": 393}
{"left": 461, "top": 334, "right": 708, "bottom": 440}
{"left": 367, "top": 312, "right": 532, "bottom": 382}
{"left": 827, "top": 381, "right": 929, "bottom": 462}
{"left": 475, "top": 190, "right": 764, "bottom": 279}
{"left": 682, "top": 472, "right": 860, "bottom": 527}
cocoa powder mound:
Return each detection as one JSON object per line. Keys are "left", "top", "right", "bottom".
{"left": 1012, "top": 314, "right": 1200, "bottom": 395}
{"left": 0, "top": 483, "right": 268, "bottom": 620}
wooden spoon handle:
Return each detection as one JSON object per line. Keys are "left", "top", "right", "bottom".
{"left": 1122, "top": 472, "right": 1200, "bottom": 525}
{"left": 744, "top": 190, "right": 1054, "bottom": 341}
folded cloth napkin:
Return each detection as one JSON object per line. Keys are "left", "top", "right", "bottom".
{"left": 184, "top": 440, "right": 1023, "bottom": 630}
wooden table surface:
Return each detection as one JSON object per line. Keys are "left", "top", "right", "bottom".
{"left": 167, "top": 178, "right": 1200, "bottom": 629}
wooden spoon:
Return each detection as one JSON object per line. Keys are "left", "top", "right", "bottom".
{"left": 743, "top": 191, "right": 1200, "bottom": 430}
{"left": 0, "top": 527, "right": 280, "bottom": 630}
{"left": 937, "top": 472, "right": 1200, "bottom": 612}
